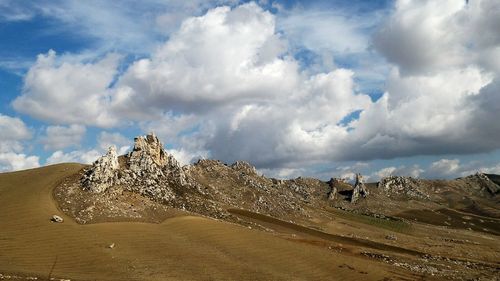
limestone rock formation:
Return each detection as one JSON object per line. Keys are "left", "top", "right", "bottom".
{"left": 378, "top": 176, "right": 429, "bottom": 199}
{"left": 81, "top": 133, "right": 188, "bottom": 202}
{"left": 81, "top": 146, "right": 119, "bottom": 193}
{"left": 327, "top": 178, "right": 339, "bottom": 200}
{"left": 131, "top": 133, "right": 168, "bottom": 167}
{"left": 456, "top": 172, "right": 500, "bottom": 197}
{"left": 351, "top": 173, "right": 368, "bottom": 203}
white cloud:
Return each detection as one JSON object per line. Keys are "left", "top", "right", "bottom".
{"left": 343, "top": 0, "right": 500, "bottom": 162}
{"left": 45, "top": 131, "right": 132, "bottom": 166}
{"left": 166, "top": 148, "right": 208, "bottom": 166}
{"left": 0, "top": 114, "right": 39, "bottom": 171}
{"left": 115, "top": 3, "right": 296, "bottom": 115}
{"left": 0, "top": 0, "right": 35, "bottom": 22}
{"left": 423, "top": 158, "right": 500, "bottom": 179}
{"left": 98, "top": 131, "right": 130, "bottom": 155}
{"left": 12, "top": 1, "right": 500, "bottom": 174}
{"left": 258, "top": 167, "right": 304, "bottom": 179}
{"left": 41, "top": 124, "right": 86, "bottom": 151}
{"left": 13, "top": 50, "right": 121, "bottom": 127}
{"left": 0, "top": 114, "right": 32, "bottom": 145}
{"left": 278, "top": 8, "right": 374, "bottom": 56}
{"left": 375, "top": 164, "right": 423, "bottom": 179}
{"left": 0, "top": 152, "right": 39, "bottom": 172}
{"left": 46, "top": 149, "right": 101, "bottom": 165}
{"left": 427, "top": 159, "right": 460, "bottom": 176}
{"left": 374, "top": 0, "right": 466, "bottom": 75}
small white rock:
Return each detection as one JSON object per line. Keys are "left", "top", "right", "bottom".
{"left": 51, "top": 215, "right": 64, "bottom": 223}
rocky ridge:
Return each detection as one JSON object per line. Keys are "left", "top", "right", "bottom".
{"left": 458, "top": 172, "right": 500, "bottom": 196}
{"left": 72, "top": 133, "right": 499, "bottom": 224}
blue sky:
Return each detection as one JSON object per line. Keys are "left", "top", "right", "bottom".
{"left": 1, "top": 0, "right": 500, "bottom": 181}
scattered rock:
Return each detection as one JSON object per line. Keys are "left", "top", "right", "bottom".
{"left": 385, "top": 234, "right": 397, "bottom": 241}
{"left": 51, "top": 215, "right": 64, "bottom": 223}
{"left": 231, "top": 161, "right": 258, "bottom": 176}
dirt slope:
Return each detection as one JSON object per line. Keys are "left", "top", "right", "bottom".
{"left": 0, "top": 164, "right": 405, "bottom": 281}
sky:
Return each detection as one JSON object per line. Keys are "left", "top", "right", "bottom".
{"left": 1, "top": 0, "right": 500, "bottom": 181}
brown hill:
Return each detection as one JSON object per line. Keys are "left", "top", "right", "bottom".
{"left": 1, "top": 134, "right": 499, "bottom": 280}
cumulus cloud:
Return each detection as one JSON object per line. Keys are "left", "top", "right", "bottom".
{"left": 12, "top": 1, "right": 500, "bottom": 174}
{"left": 374, "top": 0, "right": 467, "bottom": 75}
{"left": 368, "top": 165, "right": 423, "bottom": 181}
{"left": 13, "top": 50, "right": 121, "bottom": 127}
{"left": 0, "top": 114, "right": 32, "bottom": 149}
{"left": 0, "top": 114, "right": 39, "bottom": 171}
{"left": 41, "top": 124, "right": 86, "bottom": 151}
{"left": 98, "top": 131, "right": 130, "bottom": 155}
{"left": 365, "top": 158, "right": 500, "bottom": 182}
{"left": 0, "top": 152, "right": 39, "bottom": 172}
{"left": 426, "top": 159, "right": 461, "bottom": 177}
{"left": 45, "top": 131, "right": 131, "bottom": 166}
{"left": 350, "top": 0, "right": 500, "bottom": 161}
{"left": 46, "top": 149, "right": 101, "bottom": 165}
{"left": 112, "top": 2, "right": 372, "bottom": 168}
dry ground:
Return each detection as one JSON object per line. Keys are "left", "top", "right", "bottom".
{"left": 0, "top": 164, "right": 498, "bottom": 280}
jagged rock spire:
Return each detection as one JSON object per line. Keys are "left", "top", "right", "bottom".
{"left": 327, "top": 178, "right": 339, "bottom": 200}
{"left": 81, "top": 133, "right": 187, "bottom": 199}
{"left": 81, "top": 146, "right": 119, "bottom": 193}
{"left": 351, "top": 173, "right": 368, "bottom": 203}
{"left": 131, "top": 133, "right": 168, "bottom": 167}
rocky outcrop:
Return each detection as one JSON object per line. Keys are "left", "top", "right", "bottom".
{"left": 480, "top": 173, "right": 500, "bottom": 195}
{"left": 378, "top": 176, "right": 429, "bottom": 200}
{"left": 66, "top": 133, "right": 500, "bottom": 231}
{"left": 81, "top": 133, "right": 188, "bottom": 202}
{"left": 231, "top": 161, "right": 258, "bottom": 176}
{"left": 351, "top": 173, "right": 368, "bottom": 203}
{"left": 82, "top": 146, "right": 119, "bottom": 193}
{"left": 327, "top": 178, "right": 339, "bottom": 200}
{"left": 459, "top": 173, "right": 500, "bottom": 196}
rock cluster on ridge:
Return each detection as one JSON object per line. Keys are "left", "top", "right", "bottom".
{"left": 377, "top": 176, "right": 429, "bottom": 200}
{"left": 69, "top": 133, "right": 499, "bottom": 225}
{"left": 82, "top": 133, "right": 188, "bottom": 202}
{"left": 78, "top": 134, "right": 335, "bottom": 220}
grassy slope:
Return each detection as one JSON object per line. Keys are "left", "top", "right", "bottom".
{"left": 0, "top": 164, "right": 398, "bottom": 281}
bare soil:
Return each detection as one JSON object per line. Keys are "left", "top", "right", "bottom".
{"left": 0, "top": 164, "right": 499, "bottom": 280}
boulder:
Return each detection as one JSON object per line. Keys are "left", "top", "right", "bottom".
{"left": 385, "top": 234, "right": 397, "bottom": 240}
{"left": 51, "top": 215, "right": 64, "bottom": 223}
